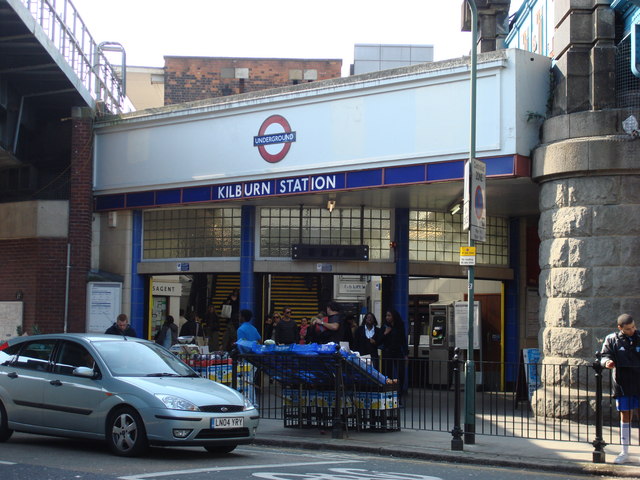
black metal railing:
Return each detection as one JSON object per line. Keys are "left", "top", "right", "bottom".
{"left": 178, "top": 348, "right": 635, "bottom": 457}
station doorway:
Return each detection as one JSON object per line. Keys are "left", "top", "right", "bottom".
{"left": 145, "top": 273, "right": 505, "bottom": 390}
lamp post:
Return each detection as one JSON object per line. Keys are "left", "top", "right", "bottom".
{"left": 463, "top": 0, "right": 478, "bottom": 446}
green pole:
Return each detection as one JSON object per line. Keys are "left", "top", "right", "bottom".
{"left": 464, "top": 0, "right": 478, "bottom": 446}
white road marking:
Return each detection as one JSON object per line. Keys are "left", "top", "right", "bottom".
{"left": 0, "top": 461, "right": 17, "bottom": 465}
{"left": 252, "top": 468, "right": 443, "bottom": 480}
{"left": 118, "top": 459, "right": 362, "bottom": 480}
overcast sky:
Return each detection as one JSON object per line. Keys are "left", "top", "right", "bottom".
{"left": 72, "top": 0, "right": 525, "bottom": 76}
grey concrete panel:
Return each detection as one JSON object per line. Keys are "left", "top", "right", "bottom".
{"left": 620, "top": 236, "right": 640, "bottom": 266}
{"left": 541, "top": 115, "right": 570, "bottom": 143}
{"left": 532, "top": 139, "right": 590, "bottom": 178}
{"left": 592, "top": 266, "right": 640, "bottom": 297}
{"left": 568, "top": 176, "right": 619, "bottom": 206}
{"left": 568, "top": 110, "right": 619, "bottom": 138}
{"left": 592, "top": 204, "right": 640, "bottom": 235}
{"left": 549, "top": 266, "right": 591, "bottom": 296}
{"left": 551, "top": 206, "right": 592, "bottom": 237}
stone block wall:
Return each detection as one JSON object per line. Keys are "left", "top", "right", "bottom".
{"left": 538, "top": 174, "right": 640, "bottom": 366}
{"left": 534, "top": 106, "right": 640, "bottom": 369}
{"left": 552, "top": 0, "right": 617, "bottom": 114}
{"left": 164, "top": 57, "right": 342, "bottom": 105}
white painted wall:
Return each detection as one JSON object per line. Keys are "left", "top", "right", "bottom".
{"left": 93, "top": 49, "right": 550, "bottom": 195}
{"left": 409, "top": 277, "right": 501, "bottom": 303}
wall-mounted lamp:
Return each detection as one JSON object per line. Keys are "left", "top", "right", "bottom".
{"left": 449, "top": 202, "right": 462, "bottom": 215}
{"left": 327, "top": 200, "right": 336, "bottom": 213}
{"left": 15, "top": 290, "right": 23, "bottom": 301}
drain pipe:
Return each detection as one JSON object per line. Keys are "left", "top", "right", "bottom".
{"left": 63, "top": 243, "right": 71, "bottom": 333}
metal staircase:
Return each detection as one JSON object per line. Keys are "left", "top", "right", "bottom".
{"left": 269, "top": 275, "right": 320, "bottom": 322}
{"left": 5, "top": 0, "right": 133, "bottom": 114}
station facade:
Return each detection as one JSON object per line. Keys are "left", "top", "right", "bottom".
{"left": 91, "top": 48, "right": 550, "bottom": 388}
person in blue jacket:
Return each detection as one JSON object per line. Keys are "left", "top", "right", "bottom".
{"left": 236, "top": 309, "right": 261, "bottom": 342}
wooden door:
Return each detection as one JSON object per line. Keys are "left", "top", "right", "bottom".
{"left": 466, "top": 293, "right": 502, "bottom": 391}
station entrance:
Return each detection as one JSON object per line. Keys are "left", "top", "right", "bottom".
{"left": 145, "top": 272, "right": 504, "bottom": 391}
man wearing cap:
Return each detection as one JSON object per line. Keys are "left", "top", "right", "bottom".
{"left": 601, "top": 313, "right": 640, "bottom": 464}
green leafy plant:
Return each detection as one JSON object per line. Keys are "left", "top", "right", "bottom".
{"left": 16, "top": 324, "right": 41, "bottom": 336}
{"left": 526, "top": 111, "right": 545, "bottom": 123}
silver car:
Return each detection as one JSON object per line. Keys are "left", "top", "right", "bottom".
{"left": 0, "top": 333, "right": 259, "bottom": 456}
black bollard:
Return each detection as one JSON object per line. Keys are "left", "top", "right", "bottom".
{"left": 592, "top": 351, "right": 606, "bottom": 463}
{"left": 451, "top": 348, "right": 464, "bottom": 451}
{"left": 231, "top": 348, "right": 238, "bottom": 390}
{"left": 332, "top": 347, "right": 346, "bottom": 439}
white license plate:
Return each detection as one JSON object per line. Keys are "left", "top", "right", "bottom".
{"left": 212, "top": 417, "right": 244, "bottom": 429}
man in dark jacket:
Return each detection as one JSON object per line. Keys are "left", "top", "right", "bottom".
{"left": 105, "top": 313, "right": 137, "bottom": 337}
{"left": 274, "top": 307, "right": 298, "bottom": 344}
{"left": 179, "top": 313, "right": 205, "bottom": 345}
{"left": 601, "top": 313, "right": 640, "bottom": 464}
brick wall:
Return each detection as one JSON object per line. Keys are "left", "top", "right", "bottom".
{"left": 0, "top": 109, "right": 95, "bottom": 335}
{"left": 0, "top": 238, "right": 67, "bottom": 334}
{"left": 67, "top": 108, "right": 94, "bottom": 333}
{"left": 164, "top": 57, "right": 342, "bottom": 105}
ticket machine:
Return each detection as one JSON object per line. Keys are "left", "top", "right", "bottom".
{"left": 428, "top": 301, "right": 455, "bottom": 386}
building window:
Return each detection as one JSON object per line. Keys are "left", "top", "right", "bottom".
{"left": 259, "top": 207, "right": 391, "bottom": 260}
{"left": 409, "top": 210, "right": 508, "bottom": 265}
{"left": 616, "top": 33, "right": 640, "bottom": 109}
{"left": 143, "top": 208, "right": 241, "bottom": 259}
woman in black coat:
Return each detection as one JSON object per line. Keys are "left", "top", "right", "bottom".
{"left": 352, "top": 312, "right": 383, "bottom": 366}
{"left": 379, "top": 309, "right": 409, "bottom": 401}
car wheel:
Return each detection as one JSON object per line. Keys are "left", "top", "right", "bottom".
{"left": 204, "top": 444, "right": 237, "bottom": 454}
{"left": 106, "top": 407, "right": 148, "bottom": 457}
{"left": 0, "top": 401, "right": 13, "bottom": 442}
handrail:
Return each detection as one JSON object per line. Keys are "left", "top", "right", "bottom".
{"left": 19, "top": 0, "right": 134, "bottom": 114}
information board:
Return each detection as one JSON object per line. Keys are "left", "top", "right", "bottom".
{"left": 86, "top": 282, "right": 122, "bottom": 333}
{"left": 453, "top": 301, "right": 480, "bottom": 350}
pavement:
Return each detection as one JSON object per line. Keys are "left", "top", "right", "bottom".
{"left": 253, "top": 417, "right": 640, "bottom": 478}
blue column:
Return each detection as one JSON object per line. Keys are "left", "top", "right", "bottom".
{"left": 505, "top": 217, "right": 520, "bottom": 384}
{"left": 131, "top": 211, "right": 145, "bottom": 337}
{"left": 394, "top": 208, "right": 410, "bottom": 329}
{"left": 240, "top": 205, "right": 255, "bottom": 316}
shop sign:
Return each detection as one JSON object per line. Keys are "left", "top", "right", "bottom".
{"left": 152, "top": 282, "right": 182, "bottom": 296}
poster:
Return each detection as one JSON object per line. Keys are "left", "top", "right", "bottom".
{"left": 86, "top": 282, "right": 122, "bottom": 333}
{"left": 0, "top": 302, "right": 23, "bottom": 340}
{"left": 525, "top": 288, "right": 540, "bottom": 339}
{"left": 453, "top": 301, "right": 480, "bottom": 350}
{"left": 523, "top": 348, "right": 541, "bottom": 400}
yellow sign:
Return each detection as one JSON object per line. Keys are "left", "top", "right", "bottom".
{"left": 460, "top": 246, "right": 476, "bottom": 256}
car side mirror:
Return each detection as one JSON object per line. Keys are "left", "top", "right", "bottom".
{"left": 73, "top": 366, "right": 97, "bottom": 378}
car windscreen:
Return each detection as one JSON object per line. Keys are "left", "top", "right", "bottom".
{"left": 93, "top": 340, "right": 196, "bottom": 377}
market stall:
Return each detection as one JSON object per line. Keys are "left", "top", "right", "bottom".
{"left": 233, "top": 341, "right": 400, "bottom": 434}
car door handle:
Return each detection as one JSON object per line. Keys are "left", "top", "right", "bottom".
{"left": 7, "top": 372, "right": 17, "bottom": 379}
{"left": 50, "top": 379, "right": 62, "bottom": 386}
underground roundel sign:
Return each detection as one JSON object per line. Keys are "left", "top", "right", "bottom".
{"left": 253, "top": 115, "right": 296, "bottom": 163}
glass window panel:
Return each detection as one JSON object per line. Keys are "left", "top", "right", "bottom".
{"left": 143, "top": 208, "right": 241, "bottom": 259}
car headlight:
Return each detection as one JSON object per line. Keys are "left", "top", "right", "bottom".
{"left": 243, "top": 396, "right": 256, "bottom": 411}
{"left": 155, "top": 394, "right": 200, "bottom": 411}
